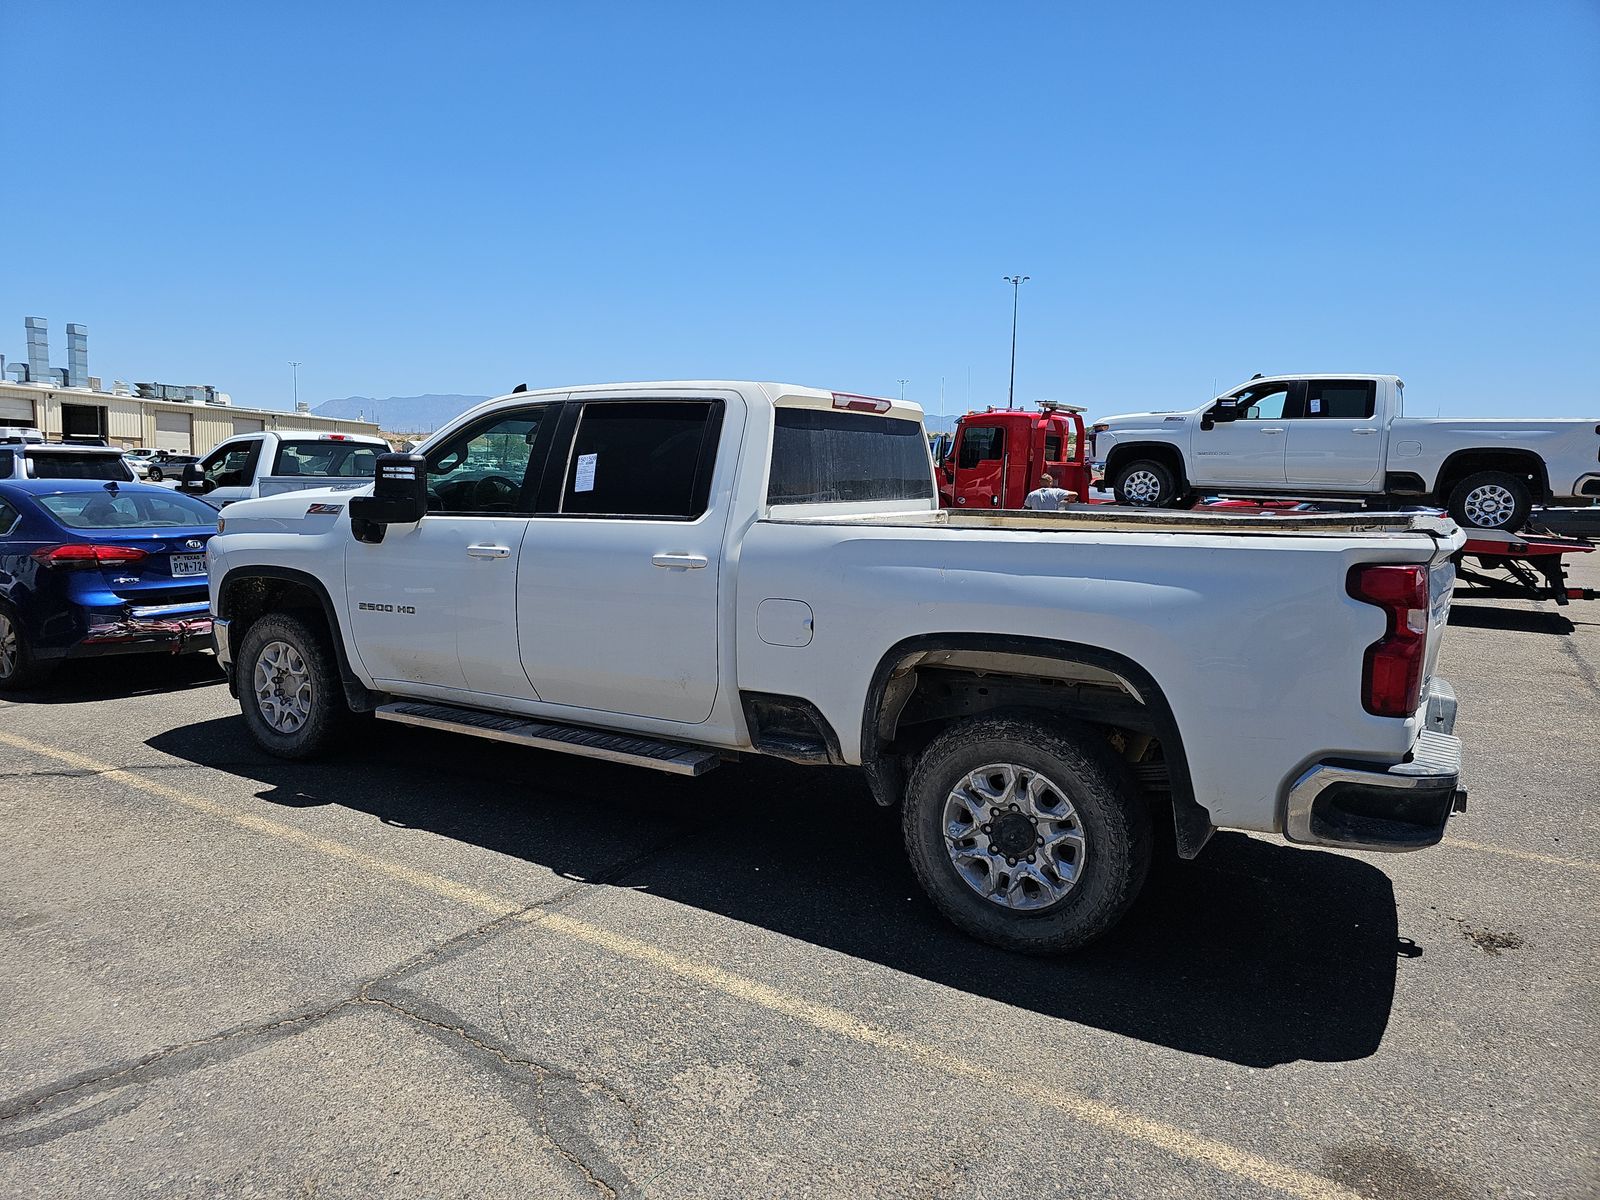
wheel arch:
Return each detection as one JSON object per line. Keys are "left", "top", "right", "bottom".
{"left": 1432, "top": 448, "right": 1549, "bottom": 502}
{"left": 859, "top": 632, "right": 1213, "bottom": 858}
{"left": 216, "top": 565, "right": 377, "bottom": 710}
{"left": 1103, "top": 442, "right": 1187, "bottom": 490}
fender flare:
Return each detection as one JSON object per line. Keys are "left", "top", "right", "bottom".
{"left": 860, "top": 632, "right": 1213, "bottom": 858}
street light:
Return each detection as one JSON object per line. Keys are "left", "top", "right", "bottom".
{"left": 897, "top": 378, "right": 909, "bottom": 402}
{"left": 288, "top": 361, "right": 302, "bottom": 409}
{"left": 1002, "top": 275, "right": 1029, "bottom": 408}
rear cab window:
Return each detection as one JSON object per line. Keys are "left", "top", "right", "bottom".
{"left": 1303, "top": 379, "right": 1378, "bottom": 419}
{"left": 768, "top": 408, "right": 934, "bottom": 506}
{"left": 558, "top": 401, "right": 724, "bottom": 519}
{"left": 273, "top": 439, "right": 383, "bottom": 478}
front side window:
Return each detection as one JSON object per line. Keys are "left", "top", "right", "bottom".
{"left": 425, "top": 407, "right": 547, "bottom": 513}
{"left": 273, "top": 439, "right": 383, "bottom": 478}
{"left": 38, "top": 489, "right": 220, "bottom": 529}
{"left": 769, "top": 408, "right": 934, "bottom": 505}
{"left": 1303, "top": 379, "right": 1377, "bottom": 420}
{"left": 956, "top": 424, "right": 1004, "bottom": 470}
{"left": 202, "top": 442, "right": 261, "bottom": 489}
{"left": 561, "top": 401, "right": 722, "bottom": 518}
{"left": 1223, "top": 383, "right": 1292, "bottom": 421}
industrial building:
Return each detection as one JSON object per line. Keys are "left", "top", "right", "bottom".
{"left": 1, "top": 316, "right": 380, "bottom": 454}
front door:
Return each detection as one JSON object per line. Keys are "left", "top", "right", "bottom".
{"left": 517, "top": 394, "right": 735, "bottom": 725}
{"left": 345, "top": 402, "right": 558, "bottom": 697}
{"left": 196, "top": 438, "right": 261, "bottom": 507}
{"left": 1189, "top": 380, "right": 1298, "bottom": 486}
{"left": 1284, "top": 379, "right": 1383, "bottom": 487}
{"left": 950, "top": 421, "right": 1006, "bottom": 509}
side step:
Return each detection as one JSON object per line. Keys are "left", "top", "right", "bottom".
{"left": 375, "top": 701, "right": 721, "bottom": 776}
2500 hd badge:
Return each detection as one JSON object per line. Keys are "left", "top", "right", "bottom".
{"left": 356, "top": 602, "right": 415, "bottom": 614}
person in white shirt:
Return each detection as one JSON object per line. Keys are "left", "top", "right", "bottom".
{"left": 1022, "top": 472, "right": 1076, "bottom": 510}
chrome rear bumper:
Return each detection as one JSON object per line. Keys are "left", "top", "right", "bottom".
{"left": 1284, "top": 679, "right": 1466, "bottom": 853}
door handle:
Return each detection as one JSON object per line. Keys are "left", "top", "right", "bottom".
{"left": 1259, "top": 427, "right": 1284, "bottom": 435}
{"left": 1353, "top": 427, "right": 1379, "bottom": 435}
{"left": 466, "top": 544, "right": 511, "bottom": 559}
{"left": 651, "top": 552, "right": 708, "bottom": 569}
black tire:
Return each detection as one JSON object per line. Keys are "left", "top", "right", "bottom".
{"left": 147, "top": 465, "right": 163, "bottom": 482}
{"left": 236, "top": 612, "right": 348, "bottom": 759}
{"left": 1113, "top": 458, "right": 1179, "bottom": 508}
{"left": 902, "top": 715, "right": 1152, "bottom": 955}
{"left": 0, "top": 602, "right": 55, "bottom": 691}
{"left": 1446, "top": 470, "right": 1532, "bottom": 532}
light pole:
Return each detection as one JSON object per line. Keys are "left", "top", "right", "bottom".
{"left": 1002, "top": 274, "right": 1029, "bottom": 408}
{"left": 289, "top": 361, "right": 302, "bottom": 409}
{"left": 897, "top": 378, "right": 909, "bottom": 402}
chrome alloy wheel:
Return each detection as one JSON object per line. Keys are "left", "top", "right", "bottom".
{"left": 1462, "top": 482, "right": 1516, "bottom": 528}
{"left": 252, "top": 639, "right": 313, "bottom": 734}
{"left": 943, "top": 763, "right": 1088, "bottom": 911}
{"left": 0, "top": 611, "right": 16, "bottom": 680}
{"left": 1121, "top": 469, "right": 1162, "bottom": 504}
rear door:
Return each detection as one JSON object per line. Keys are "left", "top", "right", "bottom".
{"left": 1284, "top": 379, "right": 1383, "bottom": 488}
{"left": 516, "top": 392, "right": 736, "bottom": 724}
{"left": 1190, "top": 381, "right": 1299, "bottom": 486}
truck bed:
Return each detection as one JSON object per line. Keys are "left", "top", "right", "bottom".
{"left": 770, "top": 504, "right": 1458, "bottom": 540}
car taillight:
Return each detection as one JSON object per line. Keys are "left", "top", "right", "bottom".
{"left": 1347, "top": 563, "right": 1430, "bottom": 717}
{"left": 32, "top": 544, "right": 150, "bottom": 569}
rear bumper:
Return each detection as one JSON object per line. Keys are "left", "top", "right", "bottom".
{"left": 1284, "top": 679, "right": 1467, "bottom": 853}
{"left": 39, "top": 602, "right": 215, "bottom": 662}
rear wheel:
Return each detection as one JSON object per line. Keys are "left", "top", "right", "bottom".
{"left": 1447, "top": 470, "right": 1531, "bottom": 531}
{"left": 1113, "top": 459, "right": 1179, "bottom": 507}
{"left": 237, "top": 612, "right": 347, "bottom": 759}
{"left": 0, "top": 603, "right": 53, "bottom": 691}
{"left": 902, "top": 715, "right": 1151, "bottom": 954}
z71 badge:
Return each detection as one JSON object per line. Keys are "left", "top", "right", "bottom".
{"left": 306, "top": 503, "right": 344, "bottom": 515}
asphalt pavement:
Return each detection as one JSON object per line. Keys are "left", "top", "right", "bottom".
{"left": 1, "top": 554, "right": 1596, "bottom": 1199}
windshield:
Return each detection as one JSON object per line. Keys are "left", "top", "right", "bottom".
{"left": 38, "top": 489, "right": 221, "bottom": 530}
{"left": 768, "top": 409, "right": 934, "bottom": 505}
{"left": 26, "top": 452, "right": 134, "bottom": 481}
{"left": 273, "top": 439, "right": 382, "bottom": 478}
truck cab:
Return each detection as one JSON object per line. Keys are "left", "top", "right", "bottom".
{"left": 937, "top": 403, "right": 1089, "bottom": 509}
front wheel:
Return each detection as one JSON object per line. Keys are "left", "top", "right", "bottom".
{"left": 902, "top": 715, "right": 1152, "bottom": 954}
{"left": 1113, "top": 459, "right": 1179, "bottom": 507}
{"left": 1447, "top": 471, "right": 1531, "bottom": 532}
{"left": 236, "top": 613, "right": 348, "bottom": 759}
{"left": 147, "top": 465, "right": 164, "bottom": 481}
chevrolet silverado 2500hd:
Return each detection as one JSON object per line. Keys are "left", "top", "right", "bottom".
{"left": 1091, "top": 374, "right": 1600, "bottom": 530}
{"left": 206, "top": 382, "right": 1468, "bottom": 953}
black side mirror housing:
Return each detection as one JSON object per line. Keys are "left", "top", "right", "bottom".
{"left": 349, "top": 453, "right": 428, "bottom": 544}
{"left": 179, "top": 463, "right": 213, "bottom": 493}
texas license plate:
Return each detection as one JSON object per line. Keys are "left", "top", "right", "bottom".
{"left": 170, "top": 554, "right": 207, "bottom": 577}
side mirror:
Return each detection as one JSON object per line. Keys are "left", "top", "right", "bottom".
{"left": 179, "top": 463, "right": 214, "bottom": 493}
{"left": 349, "top": 452, "right": 428, "bottom": 544}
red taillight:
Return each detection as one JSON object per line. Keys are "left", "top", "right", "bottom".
{"left": 31, "top": 544, "right": 150, "bottom": 569}
{"left": 831, "top": 393, "right": 893, "bottom": 414}
{"left": 1348, "top": 563, "right": 1429, "bottom": 717}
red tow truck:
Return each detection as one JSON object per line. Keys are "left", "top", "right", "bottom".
{"left": 935, "top": 402, "right": 1093, "bottom": 510}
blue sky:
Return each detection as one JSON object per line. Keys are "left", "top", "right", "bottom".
{"left": 2, "top": 1, "right": 1596, "bottom": 424}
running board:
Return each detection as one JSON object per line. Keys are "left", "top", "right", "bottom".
{"left": 374, "top": 701, "right": 721, "bottom": 776}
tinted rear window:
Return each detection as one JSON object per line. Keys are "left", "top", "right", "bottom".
{"left": 768, "top": 409, "right": 934, "bottom": 505}
{"left": 26, "top": 451, "right": 132, "bottom": 481}
{"left": 273, "top": 440, "right": 383, "bottom": 477}
{"left": 39, "top": 490, "right": 221, "bottom": 529}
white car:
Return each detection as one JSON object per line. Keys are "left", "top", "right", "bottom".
{"left": 206, "top": 381, "right": 1467, "bottom": 953}
{"left": 1090, "top": 374, "right": 1600, "bottom": 530}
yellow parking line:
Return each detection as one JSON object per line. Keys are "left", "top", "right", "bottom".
{"left": 0, "top": 727, "right": 1359, "bottom": 1200}
{"left": 1441, "top": 837, "right": 1599, "bottom": 873}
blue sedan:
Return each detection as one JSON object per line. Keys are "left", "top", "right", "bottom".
{"left": 0, "top": 479, "right": 221, "bottom": 689}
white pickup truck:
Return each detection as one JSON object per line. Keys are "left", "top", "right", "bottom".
{"left": 178, "top": 430, "right": 389, "bottom": 507}
{"left": 206, "top": 381, "right": 1468, "bottom": 953}
{"left": 1091, "top": 374, "right": 1600, "bottom": 530}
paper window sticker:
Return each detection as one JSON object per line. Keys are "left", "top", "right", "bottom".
{"left": 1309, "top": 398, "right": 1322, "bottom": 413}
{"left": 575, "top": 452, "right": 597, "bottom": 492}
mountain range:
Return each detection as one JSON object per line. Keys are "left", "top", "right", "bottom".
{"left": 313, "top": 394, "right": 489, "bottom": 432}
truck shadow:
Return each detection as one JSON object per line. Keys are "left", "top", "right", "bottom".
{"left": 147, "top": 715, "right": 1404, "bottom": 1069}
{"left": 1448, "top": 602, "right": 1574, "bottom": 635}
